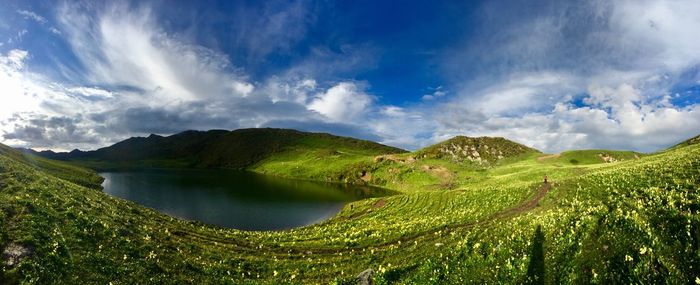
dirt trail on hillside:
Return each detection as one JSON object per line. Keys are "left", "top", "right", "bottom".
{"left": 173, "top": 182, "right": 552, "bottom": 256}
{"left": 537, "top": 154, "right": 560, "bottom": 161}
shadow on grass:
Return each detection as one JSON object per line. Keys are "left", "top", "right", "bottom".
{"left": 526, "top": 225, "right": 545, "bottom": 285}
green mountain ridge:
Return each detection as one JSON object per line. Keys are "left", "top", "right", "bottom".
{"left": 24, "top": 128, "right": 406, "bottom": 170}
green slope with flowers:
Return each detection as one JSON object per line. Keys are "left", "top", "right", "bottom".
{"left": 1, "top": 133, "right": 699, "bottom": 284}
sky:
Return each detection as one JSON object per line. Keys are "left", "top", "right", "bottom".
{"left": 1, "top": 0, "right": 699, "bottom": 153}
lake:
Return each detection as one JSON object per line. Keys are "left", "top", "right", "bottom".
{"left": 100, "top": 169, "right": 392, "bottom": 231}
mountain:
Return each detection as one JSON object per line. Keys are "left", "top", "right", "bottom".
{"left": 415, "top": 136, "right": 540, "bottom": 164}
{"left": 25, "top": 128, "right": 406, "bottom": 170}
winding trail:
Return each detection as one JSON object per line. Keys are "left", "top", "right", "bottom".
{"left": 173, "top": 182, "right": 552, "bottom": 255}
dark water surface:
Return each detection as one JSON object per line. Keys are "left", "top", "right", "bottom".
{"left": 101, "top": 169, "right": 391, "bottom": 231}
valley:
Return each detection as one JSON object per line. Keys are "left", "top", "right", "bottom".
{"left": 1, "top": 130, "right": 699, "bottom": 284}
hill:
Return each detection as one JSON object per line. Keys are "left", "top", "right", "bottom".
{"left": 537, "top": 149, "right": 644, "bottom": 165}
{"left": 25, "top": 128, "right": 406, "bottom": 170}
{"left": 415, "top": 136, "right": 540, "bottom": 165}
{"left": 0, "top": 144, "right": 103, "bottom": 189}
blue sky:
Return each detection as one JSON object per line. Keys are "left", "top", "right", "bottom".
{"left": 1, "top": 0, "right": 699, "bottom": 152}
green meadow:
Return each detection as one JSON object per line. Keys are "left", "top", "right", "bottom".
{"left": 1, "top": 131, "right": 698, "bottom": 284}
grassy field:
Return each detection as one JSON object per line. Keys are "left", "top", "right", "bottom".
{"left": 1, "top": 136, "right": 699, "bottom": 284}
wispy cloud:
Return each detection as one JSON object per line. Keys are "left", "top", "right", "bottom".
{"left": 16, "top": 10, "right": 47, "bottom": 24}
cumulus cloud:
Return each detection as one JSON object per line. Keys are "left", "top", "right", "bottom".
{"left": 4, "top": 115, "right": 100, "bottom": 149}
{"left": 308, "top": 82, "right": 373, "bottom": 121}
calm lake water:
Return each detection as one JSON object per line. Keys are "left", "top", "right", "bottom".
{"left": 101, "top": 169, "right": 391, "bottom": 231}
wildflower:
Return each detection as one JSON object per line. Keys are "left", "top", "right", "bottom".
{"left": 625, "top": 255, "right": 633, "bottom": 262}
{"left": 639, "top": 247, "right": 647, "bottom": 255}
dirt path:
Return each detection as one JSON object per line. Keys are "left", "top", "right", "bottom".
{"left": 494, "top": 182, "right": 550, "bottom": 219}
{"left": 173, "top": 182, "right": 552, "bottom": 255}
{"left": 537, "top": 154, "right": 560, "bottom": 161}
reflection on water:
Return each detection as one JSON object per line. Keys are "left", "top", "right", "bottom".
{"left": 101, "top": 169, "right": 392, "bottom": 231}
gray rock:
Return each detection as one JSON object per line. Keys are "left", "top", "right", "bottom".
{"left": 2, "top": 242, "right": 33, "bottom": 268}
{"left": 357, "top": 268, "right": 374, "bottom": 285}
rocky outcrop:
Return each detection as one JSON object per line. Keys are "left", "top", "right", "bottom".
{"left": 598, "top": 153, "right": 618, "bottom": 163}
{"left": 2, "top": 243, "right": 33, "bottom": 268}
{"left": 356, "top": 268, "right": 374, "bottom": 285}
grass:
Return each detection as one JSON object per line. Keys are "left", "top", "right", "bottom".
{"left": 1, "top": 136, "right": 699, "bottom": 284}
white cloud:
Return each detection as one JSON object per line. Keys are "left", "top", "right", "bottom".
{"left": 0, "top": 50, "right": 41, "bottom": 121}
{"left": 308, "top": 82, "right": 373, "bottom": 121}
{"left": 66, "top": 86, "right": 114, "bottom": 99}
{"left": 611, "top": 0, "right": 700, "bottom": 71}
{"left": 421, "top": 87, "right": 447, "bottom": 101}
{"left": 57, "top": 3, "right": 251, "bottom": 103}
{"left": 265, "top": 77, "right": 316, "bottom": 104}
{"left": 0, "top": 49, "right": 28, "bottom": 68}
{"left": 17, "top": 10, "right": 47, "bottom": 24}
{"left": 434, "top": 82, "right": 700, "bottom": 153}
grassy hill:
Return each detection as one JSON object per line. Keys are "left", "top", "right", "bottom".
{"left": 0, "top": 144, "right": 103, "bottom": 189}
{"left": 416, "top": 136, "right": 540, "bottom": 165}
{"left": 538, "top": 149, "right": 644, "bottom": 165}
{"left": 25, "top": 128, "right": 406, "bottom": 172}
{"left": 2, "top": 133, "right": 699, "bottom": 284}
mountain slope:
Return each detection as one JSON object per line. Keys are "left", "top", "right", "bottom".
{"left": 0, "top": 144, "right": 103, "bottom": 189}
{"left": 27, "top": 128, "right": 406, "bottom": 170}
{"left": 669, "top": 134, "right": 700, "bottom": 150}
